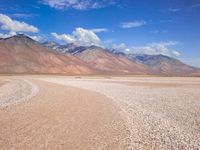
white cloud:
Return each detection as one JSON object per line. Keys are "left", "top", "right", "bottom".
{"left": 150, "top": 30, "right": 168, "bottom": 34}
{"left": 28, "top": 35, "right": 43, "bottom": 41}
{"left": 90, "top": 28, "right": 108, "bottom": 33}
{"left": 12, "top": 13, "right": 38, "bottom": 18}
{"left": 120, "top": 21, "right": 146, "bottom": 28}
{"left": 112, "top": 43, "right": 128, "bottom": 51}
{"left": 112, "top": 41, "right": 181, "bottom": 57}
{"left": 190, "top": 3, "right": 200, "bottom": 8}
{"left": 168, "top": 3, "right": 200, "bottom": 13}
{"left": 41, "top": 0, "right": 115, "bottom": 10}
{"left": 52, "top": 27, "right": 102, "bottom": 46}
{"left": 51, "top": 32, "right": 76, "bottom": 43}
{"left": 172, "top": 51, "right": 181, "bottom": 57}
{"left": 0, "top": 31, "right": 18, "bottom": 38}
{"left": 168, "top": 8, "right": 181, "bottom": 12}
{"left": 112, "top": 43, "right": 131, "bottom": 53}
{"left": 0, "top": 14, "right": 41, "bottom": 41}
{"left": 132, "top": 41, "right": 181, "bottom": 57}
{"left": 0, "top": 33, "right": 11, "bottom": 38}
{"left": 0, "top": 14, "right": 39, "bottom": 33}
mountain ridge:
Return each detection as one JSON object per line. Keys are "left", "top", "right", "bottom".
{"left": 0, "top": 35, "right": 199, "bottom": 76}
{"left": 43, "top": 40, "right": 200, "bottom": 76}
{"left": 0, "top": 34, "right": 98, "bottom": 74}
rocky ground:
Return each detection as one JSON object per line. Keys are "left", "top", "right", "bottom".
{"left": 0, "top": 76, "right": 200, "bottom": 149}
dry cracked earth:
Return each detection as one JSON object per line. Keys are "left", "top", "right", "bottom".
{"left": 0, "top": 75, "right": 200, "bottom": 150}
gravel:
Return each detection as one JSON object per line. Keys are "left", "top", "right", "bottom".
{"left": 40, "top": 77, "right": 200, "bottom": 150}
{"left": 0, "top": 79, "right": 39, "bottom": 107}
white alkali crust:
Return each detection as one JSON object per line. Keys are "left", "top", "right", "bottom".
{"left": 0, "top": 79, "right": 39, "bottom": 107}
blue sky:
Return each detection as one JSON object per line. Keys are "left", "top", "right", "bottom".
{"left": 0, "top": 0, "right": 200, "bottom": 67}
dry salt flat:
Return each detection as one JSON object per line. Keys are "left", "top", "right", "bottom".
{"left": 0, "top": 77, "right": 129, "bottom": 150}
{"left": 0, "top": 76, "right": 199, "bottom": 150}
{"left": 0, "top": 79, "right": 39, "bottom": 107}
{"left": 39, "top": 76, "right": 200, "bottom": 150}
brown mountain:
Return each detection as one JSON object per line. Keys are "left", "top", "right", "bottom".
{"left": 44, "top": 42, "right": 200, "bottom": 76}
{"left": 73, "top": 46, "right": 151, "bottom": 75}
{"left": 1, "top": 35, "right": 199, "bottom": 76}
{"left": 0, "top": 34, "right": 97, "bottom": 74}
{"left": 128, "top": 54, "right": 200, "bottom": 76}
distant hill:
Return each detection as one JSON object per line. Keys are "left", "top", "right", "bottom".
{"left": 73, "top": 46, "right": 150, "bottom": 74}
{"left": 127, "top": 54, "right": 200, "bottom": 76}
{"left": 0, "top": 34, "right": 97, "bottom": 74}
{"left": 43, "top": 41, "right": 200, "bottom": 76}
{"left": 43, "top": 42, "right": 151, "bottom": 74}
{"left": 0, "top": 35, "right": 199, "bottom": 76}
{"left": 0, "top": 35, "right": 149, "bottom": 75}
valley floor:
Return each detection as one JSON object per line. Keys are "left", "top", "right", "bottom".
{"left": 0, "top": 75, "right": 200, "bottom": 149}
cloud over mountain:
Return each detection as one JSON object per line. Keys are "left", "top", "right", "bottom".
{"left": 112, "top": 43, "right": 130, "bottom": 52}
{"left": 0, "top": 14, "right": 40, "bottom": 39}
{"left": 52, "top": 27, "right": 102, "bottom": 46}
{"left": 112, "top": 41, "right": 181, "bottom": 57}
{"left": 132, "top": 41, "right": 181, "bottom": 57}
{"left": 0, "top": 14, "right": 39, "bottom": 33}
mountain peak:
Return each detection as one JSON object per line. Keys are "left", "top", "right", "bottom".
{"left": 3, "top": 34, "right": 36, "bottom": 44}
{"left": 15, "top": 34, "right": 28, "bottom": 37}
{"left": 6, "top": 34, "right": 30, "bottom": 39}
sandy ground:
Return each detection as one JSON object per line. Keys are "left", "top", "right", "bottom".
{"left": 0, "top": 79, "right": 38, "bottom": 107}
{"left": 0, "top": 76, "right": 200, "bottom": 150}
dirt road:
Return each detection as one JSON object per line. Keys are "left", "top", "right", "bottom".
{"left": 0, "top": 76, "right": 200, "bottom": 150}
{"left": 0, "top": 78, "right": 129, "bottom": 150}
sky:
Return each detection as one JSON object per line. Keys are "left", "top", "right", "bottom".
{"left": 0, "top": 0, "right": 200, "bottom": 67}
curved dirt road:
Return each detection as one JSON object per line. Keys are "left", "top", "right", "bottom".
{"left": 0, "top": 78, "right": 129, "bottom": 150}
{"left": 40, "top": 77, "right": 200, "bottom": 150}
{"left": 0, "top": 76, "right": 200, "bottom": 150}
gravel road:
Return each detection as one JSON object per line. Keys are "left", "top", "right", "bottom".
{"left": 0, "top": 77, "right": 129, "bottom": 150}
{"left": 40, "top": 77, "right": 200, "bottom": 150}
{"left": 0, "top": 76, "right": 200, "bottom": 150}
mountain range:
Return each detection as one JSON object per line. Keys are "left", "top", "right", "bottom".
{"left": 0, "top": 34, "right": 97, "bottom": 74}
{"left": 0, "top": 34, "right": 199, "bottom": 76}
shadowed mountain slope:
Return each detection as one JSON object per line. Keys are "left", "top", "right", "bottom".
{"left": 44, "top": 41, "right": 200, "bottom": 76}
{"left": 128, "top": 54, "right": 200, "bottom": 76}
{"left": 73, "top": 46, "right": 151, "bottom": 75}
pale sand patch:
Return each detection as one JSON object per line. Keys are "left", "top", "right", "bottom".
{"left": 0, "top": 79, "right": 130, "bottom": 150}
{"left": 0, "top": 79, "right": 39, "bottom": 107}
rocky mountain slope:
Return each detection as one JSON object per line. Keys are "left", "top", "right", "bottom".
{"left": 0, "top": 35, "right": 199, "bottom": 76}
{"left": 0, "top": 34, "right": 97, "bottom": 74}
{"left": 127, "top": 54, "right": 200, "bottom": 76}
{"left": 44, "top": 41, "right": 200, "bottom": 76}
{"left": 0, "top": 35, "right": 150, "bottom": 75}
{"left": 36, "top": 40, "right": 152, "bottom": 74}
{"left": 74, "top": 46, "right": 151, "bottom": 74}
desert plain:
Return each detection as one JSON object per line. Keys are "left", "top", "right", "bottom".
{"left": 0, "top": 75, "right": 200, "bottom": 150}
